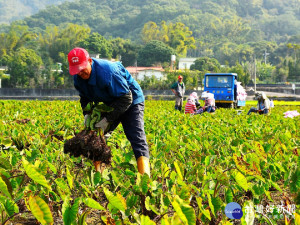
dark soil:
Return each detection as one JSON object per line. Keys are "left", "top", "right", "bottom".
{"left": 15, "top": 119, "right": 30, "bottom": 124}
{"left": 64, "top": 130, "right": 111, "bottom": 164}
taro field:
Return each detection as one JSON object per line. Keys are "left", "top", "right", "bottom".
{"left": 0, "top": 100, "right": 299, "bottom": 225}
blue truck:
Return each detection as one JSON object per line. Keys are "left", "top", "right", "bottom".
{"left": 203, "top": 73, "right": 246, "bottom": 108}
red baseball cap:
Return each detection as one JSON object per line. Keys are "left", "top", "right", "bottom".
{"left": 178, "top": 75, "right": 183, "bottom": 79}
{"left": 68, "top": 47, "right": 90, "bottom": 75}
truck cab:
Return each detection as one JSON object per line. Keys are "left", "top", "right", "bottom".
{"left": 203, "top": 73, "right": 246, "bottom": 108}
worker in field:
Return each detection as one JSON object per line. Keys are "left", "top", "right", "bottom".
{"left": 184, "top": 95, "right": 197, "bottom": 114}
{"left": 247, "top": 92, "right": 270, "bottom": 115}
{"left": 202, "top": 91, "right": 216, "bottom": 113}
{"left": 190, "top": 92, "right": 200, "bottom": 108}
{"left": 67, "top": 47, "right": 150, "bottom": 176}
{"left": 185, "top": 92, "right": 202, "bottom": 114}
{"left": 171, "top": 75, "right": 185, "bottom": 111}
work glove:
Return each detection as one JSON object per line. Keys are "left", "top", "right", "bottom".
{"left": 84, "top": 114, "right": 91, "bottom": 128}
{"left": 95, "top": 117, "right": 109, "bottom": 132}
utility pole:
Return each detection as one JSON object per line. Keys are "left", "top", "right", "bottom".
{"left": 171, "top": 55, "right": 176, "bottom": 71}
{"left": 254, "top": 55, "right": 256, "bottom": 93}
{"left": 292, "top": 83, "right": 296, "bottom": 95}
{"left": 135, "top": 60, "right": 138, "bottom": 80}
{"left": 263, "top": 49, "right": 270, "bottom": 64}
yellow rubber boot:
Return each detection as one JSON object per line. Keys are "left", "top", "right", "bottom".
{"left": 137, "top": 156, "right": 150, "bottom": 177}
{"left": 93, "top": 161, "right": 105, "bottom": 173}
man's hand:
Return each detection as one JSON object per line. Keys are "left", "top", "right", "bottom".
{"left": 95, "top": 117, "right": 109, "bottom": 132}
{"left": 84, "top": 114, "right": 91, "bottom": 127}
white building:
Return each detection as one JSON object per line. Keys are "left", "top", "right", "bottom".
{"left": 126, "top": 66, "right": 165, "bottom": 81}
{"left": 178, "top": 57, "right": 198, "bottom": 70}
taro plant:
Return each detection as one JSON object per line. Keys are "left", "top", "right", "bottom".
{"left": 0, "top": 100, "right": 299, "bottom": 224}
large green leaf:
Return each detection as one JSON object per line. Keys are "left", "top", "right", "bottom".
{"left": 269, "top": 180, "right": 282, "bottom": 192}
{"left": 140, "top": 215, "right": 156, "bottom": 225}
{"left": 3, "top": 198, "right": 18, "bottom": 217}
{"left": 0, "top": 176, "right": 12, "bottom": 199}
{"left": 126, "top": 195, "right": 138, "bottom": 208}
{"left": 62, "top": 197, "right": 80, "bottom": 225}
{"left": 233, "top": 171, "right": 248, "bottom": 191}
{"left": 22, "top": 158, "right": 51, "bottom": 190}
{"left": 0, "top": 157, "right": 12, "bottom": 170}
{"left": 28, "top": 195, "right": 53, "bottom": 225}
{"left": 290, "top": 168, "right": 300, "bottom": 193}
{"left": 225, "top": 188, "right": 233, "bottom": 203}
{"left": 55, "top": 178, "right": 71, "bottom": 199}
{"left": 141, "top": 173, "right": 149, "bottom": 195}
{"left": 47, "top": 161, "right": 57, "bottom": 174}
{"left": 196, "top": 197, "right": 211, "bottom": 221}
{"left": 103, "top": 187, "right": 126, "bottom": 212}
{"left": 174, "top": 161, "right": 183, "bottom": 180}
{"left": 145, "top": 196, "right": 160, "bottom": 215}
{"left": 82, "top": 198, "right": 105, "bottom": 210}
{"left": 171, "top": 195, "right": 196, "bottom": 225}
{"left": 66, "top": 167, "right": 74, "bottom": 190}
{"left": 207, "top": 193, "right": 215, "bottom": 217}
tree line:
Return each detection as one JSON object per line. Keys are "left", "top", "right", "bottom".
{"left": 0, "top": 20, "right": 299, "bottom": 89}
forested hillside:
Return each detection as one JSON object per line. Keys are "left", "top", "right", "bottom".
{"left": 21, "top": 0, "right": 300, "bottom": 44}
{"left": 0, "top": 0, "right": 299, "bottom": 89}
{"left": 0, "top": 0, "right": 74, "bottom": 24}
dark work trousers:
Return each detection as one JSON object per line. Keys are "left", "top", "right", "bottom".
{"left": 106, "top": 102, "right": 149, "bottom": 160}
{"left": 206, "top": 106, "right": 215, "bottom": 113}
{"left": 247, "top": 107, "right": 269, "bottom": 115}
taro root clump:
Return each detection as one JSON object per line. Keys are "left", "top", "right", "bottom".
{"left": 64, "top": 130, "right": 111, "bottom": 164}
{"left": 63, "top": 102, "right": 113, "bottom": 165}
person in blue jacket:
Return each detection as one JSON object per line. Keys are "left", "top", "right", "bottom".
{"left": 67, "top": 47, "right": 150, "bottom": 176}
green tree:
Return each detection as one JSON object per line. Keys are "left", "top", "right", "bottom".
{"left": 0, "top": 22, "right": 36, "bottom": 59}
{"left": 38, "top": 23, "right": 90, "bottom": 88}
{"left": 219, "top": 17, "right": 252, "bottom": 44}
{"left": 111, "top": 38, "right": 140, "bottom": 67}
{"left": 256, "top": 62, "right": 275, "bottom": 83}
{"left": 288, "top": 60, "right": 300, "bottom": 82}
{"left": 79, "top": 32, "right": 113, "bottom": 58}
{"left": 137, "top": 40, "right": 176, "bottom": 67}
{"left": 228, "top": 62, "right": 251, "bottom": 86}
{"left": 214, "top": 43, "right": 254, "bottom": 66}
{"left": 39, "top": 23, "right": 90, "bottom": 63}
{"left": 7, "top": 47, "right": 43, "bottom": 88}
{"left": 287, "top": 43, "right": 300, "bottom": 66}
{"left": 141, "top": 21, "right": 196, "bottom": 56}
{"left": 141, "top": 21, "right": 160, "bottom": 44}
{"left": 273, "top": 58, "right": 289, "bottom": 82}
{"left": 190, "top": 57, "right": 221, "bottom": 72}
{"left": 167, "top": 22, "right": 196, "bottom": 56}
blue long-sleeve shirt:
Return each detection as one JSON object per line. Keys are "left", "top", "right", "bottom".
{"left": 74, "top": 58, "right": 144, "bottom": 106}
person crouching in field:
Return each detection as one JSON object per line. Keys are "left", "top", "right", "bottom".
{"left": 190, "top": 92, "right": 200, "bottom": 108}
{"left": 202, "top": 92, "right": 216, "bottom": 113}
{"left": 247, "top": 92, "right": 270, "bottom": 115}
{"left": 185, "top": 95, "right": 197, "bottom": 114}
{"left": 67, "top": 47, "right": 150, "bottom": 176}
